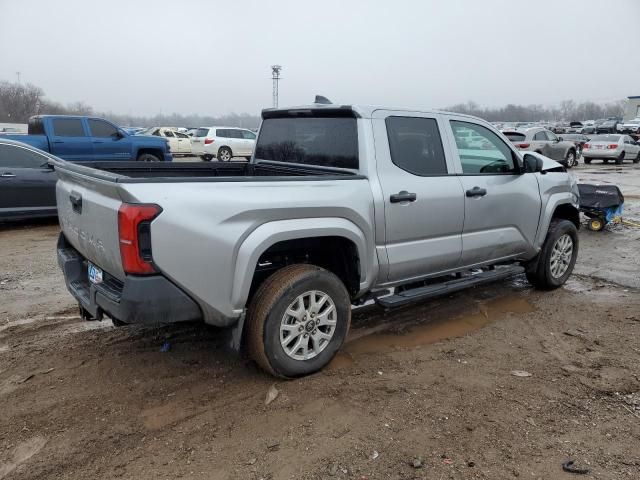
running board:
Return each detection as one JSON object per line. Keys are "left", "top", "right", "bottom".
{"left": 376, "top": 265, "right": 525, "bottom": 309}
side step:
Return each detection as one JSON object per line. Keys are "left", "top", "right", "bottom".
{"left": 376, "top": 265, "right": 525, "bottom": 309}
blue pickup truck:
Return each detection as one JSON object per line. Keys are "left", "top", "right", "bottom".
{"left": 3, "top": 115, "right": 172, "bottom": 162}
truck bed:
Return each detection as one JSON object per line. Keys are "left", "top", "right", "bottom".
{"left": 53, "top": 160, "right": 363, "bottom": 183}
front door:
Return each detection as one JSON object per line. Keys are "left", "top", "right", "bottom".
{"left": 87, "top": 119, "right": 133, "bottom": 160}
{"left": 374, "top": 112, "right": 465, "bottom": 283}
{"left": 0, "top": 143, "right": 57, "bottom": 214}
{"left": 447, "top": 118, "right": 542, "bottom": 267}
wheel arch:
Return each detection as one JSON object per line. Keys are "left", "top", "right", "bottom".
{"left": 136, "top": 148, "right": 164, "bottom": 160}
{"left": 535, "top": 198, "right": 580, "bottom": 249}
{"left": 231, "top": 218, "right": 375, "bottom": 311}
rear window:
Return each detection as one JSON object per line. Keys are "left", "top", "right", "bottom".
{"left": 255, "top": 117, "right": 358, "bottom": 169}
{"left": 590, "top": 135, "right": 621, "bottom": 142}
{"left": 194, "top": 128, "right": 210, "bottom": 138}
{"left": 503, "top": 132, "right": 526, "bottom": 142}
{"left": 52, "top": 118, "right": 86, "bottom": 137}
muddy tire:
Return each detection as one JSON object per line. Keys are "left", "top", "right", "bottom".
{"left": 137, "top": 152, "right": 161, "bottom": 162}
{"left": 615, "top": 152, "right": 624, "bottom": 165}
{"left": 246, "top": 264, "right": 351, "bottom": 378}
{"left": 526, "top": 219, "right": 578, "bottom": 290}
{"left": 565, "top": 150, "right": 576, "bottom": 168}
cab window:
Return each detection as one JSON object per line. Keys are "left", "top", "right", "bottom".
{"left": 450, "top": 121, "right": 518, "bottom": 174}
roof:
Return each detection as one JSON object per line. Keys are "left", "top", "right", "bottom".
{"left": 261, "top": 103, "right": 483, "bottom": 121}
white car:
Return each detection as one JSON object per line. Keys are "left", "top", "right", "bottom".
{"left": 140, "top": 127, "right": 193, "bottom": 155}
{"left": 617, "top": 118, "right": 640, "bottom": 134}
{"left": 191, "top": 127, "right": 256, "bottom": 161}
{"left": 582, "top": 134, "right": 640, "bottom": 165}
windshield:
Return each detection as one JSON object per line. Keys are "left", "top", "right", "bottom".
{"left": 255, "top": 117, "right": 358, "bottom": 169}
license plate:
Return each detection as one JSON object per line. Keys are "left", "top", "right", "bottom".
{"left": 595, "top": 145, "right": 603, "bottom": 149}
{"left": 88, "top": 263, "right": 103, "bottom": 285}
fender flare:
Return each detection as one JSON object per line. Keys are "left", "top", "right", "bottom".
{"left": 535, "top": 193, "right": 579, "bottom": 249}
{"left": 230, "top": 217, "right": 375, "bottom": 311}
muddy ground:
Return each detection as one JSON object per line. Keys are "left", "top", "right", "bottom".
{"left": 1, "top": 162, "right": 639, "bottom": 480}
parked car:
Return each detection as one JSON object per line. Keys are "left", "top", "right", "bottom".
{"left": 582, "top": 134, "right": 640, "bottom": 164}
{"left": 139, "top": 127, "right": 192, "bottom": 155}
{"left": 596, "top": 120, "right": 620, "bottom": 134}
{"left": 581, "top": 125, "right": 596, "bottom": 135}
{"left": 558, "top": 133, "right": 590, "bottom": 156}
{"left": 1, "top": 115, "right": 172, "bottom": 162}
{"left": 567, "top": 122, "right": 583, "bottom": 133}
{"left": 0, "top": 139, "right": 58, "bottom": 220}
{"left": 54, "top": 103, "right": 580, "bottom": 377}
{"left": 618, "top": 118, "right": 640, "bottom": 134}
{"left": 192, "top": 127, "right": 257, "bottom": 161}
{"left": 0, "top": 127, "right": 24, "bottom": 134}
{"left": 502, "top": 127, "right": 578, "bottom": 167}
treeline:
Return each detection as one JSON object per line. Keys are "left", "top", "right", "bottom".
{"left": 0, "top": 79, "right": 628, "bottom": 127}
{"left": 0, "top": 81, "right": 261, "bottom": 128}
{"left": 445, "top": 99, "right": 627, "bottom": 122}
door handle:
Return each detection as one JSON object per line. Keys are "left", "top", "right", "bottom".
{"left": 92, "top": 141, "right": 104, "bottom": 144}
{"left": 69, "top": 191, "right": 82, "bottom": 213}
{"left": 1, "top": 172, "right": 16, "bottom": 178}
{"left": 466, "top": 186, "right": 487, "bottom": 197}
{"left": 390, "top": 191, "right": 417, "bottom": 203}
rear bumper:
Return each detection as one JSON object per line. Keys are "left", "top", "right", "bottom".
{"left": 582, "top": 149, "right": 620, "bottom": 159}
{"left": 57, "top": 234, "right": 201, "bottom": 324}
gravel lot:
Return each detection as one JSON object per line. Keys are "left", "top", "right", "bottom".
{"left": 1, "top": 161, "right": 639, "bottom": 479}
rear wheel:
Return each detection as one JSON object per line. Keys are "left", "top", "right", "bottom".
{"left": 584, "top": 158, "right": 592, "bottom": 164}
{"left": 218, "top": 147, "right": 232, "bottom": 162}
{"left": 634, "top": 151, "right": 640, "bottom": 164}
{"left": 615, "top": 152, "right": 625, "bottom": 165}
{"left": 202, "top": 154, "right": 213, "bottom": 161}
{"left": 526, "top": 219, "right": 578, "bottom": 290}
{"left": 246, "top": 264, "right": 351, "bottom": 378}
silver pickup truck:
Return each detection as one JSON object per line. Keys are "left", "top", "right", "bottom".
{"left": 55, "top": 103, "right": 580, "bottom": 377}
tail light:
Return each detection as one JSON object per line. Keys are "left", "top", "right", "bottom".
{"left": 516, "top": 143, "right": 530, "bottom": 149}
{"left": 583, "top": 143, "right": 590, "bottom": 149}
{"left": 118, "top": 203, "right": 162, "bottom": 275}
{"left": 607, "top": 144, "right": 618, "bottom": 149}
{"left": 204, "top": 138, "right": 215, "bottom": 145}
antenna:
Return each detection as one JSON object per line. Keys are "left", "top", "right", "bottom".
{"left": 271, "top": 65, "right": 282, "bottom": 108}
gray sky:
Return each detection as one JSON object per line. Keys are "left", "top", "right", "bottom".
{"left": 1, "top": 0, "right": 638, "bottom": 116}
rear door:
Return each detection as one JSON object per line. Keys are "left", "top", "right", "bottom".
{"left": 446, "top": 118, "right": 541, "bottom": 267}
{"left": 175, "top": 131, "right": 191, "bottom": 153}
{"left": 48, "top": 118, "right": 95, "bottom": 161}
{"left": 624, "top": 135, "right": 640, "bottom": 158}
{"left": 87, "top": 118, "right": 133, "bottom": 160}
{"left": 374, "top": 111, "right": 465, "bottom": 282}
{"left": 0, "top": 142, "right": 57, "bottom": 214}
{"left": 544, "top": 130, "right": 566, "bottom": 160}
{"left": 531, "top": 130, "right": 551, "bottom": 156}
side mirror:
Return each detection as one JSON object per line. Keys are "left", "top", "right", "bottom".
{"left": 114, "top": 129, "right": 125, "bottom": 139}
{"left": 523, "top": 153, "right": 544, "bottom": 173}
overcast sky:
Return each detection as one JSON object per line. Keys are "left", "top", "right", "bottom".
{"left": 1, "top": 0, "right": 638, "bottom": 117}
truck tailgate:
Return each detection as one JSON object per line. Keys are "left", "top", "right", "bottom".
{"left": 56, "top": 167, "right": 126, "bottom": 281}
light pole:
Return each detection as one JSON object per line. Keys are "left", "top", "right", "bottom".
{"left": 271, "top": 65, "right": 282, "bottom": 108}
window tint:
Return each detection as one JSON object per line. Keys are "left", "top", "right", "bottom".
{"left": 216, "top": 129, "right": 229, "bottom": 138}
{"left": 52, "top": 118, "right": 85, "bottom": 137}
{"left": 88, "top": 119, "right": 118, "bottom": 138}
{"left": 241, "top": 130, "right": 256, "bottom": 140}
{"left": 503, "top": 132, "right": 526, "bottom": 142}
{"left": 0, "top": 143, "right": 47, "bottom": 168}
{"left": 545, "top": 131, "right": 558, "bottom": 142}
{"left": 175, "top": 132, "right": 188, "bottom": 138}
{"left": 533, "top": 131, "right": 546, "bottom": 141}
{"left": 385, "top": 117, "right": 447, "bottom": 175}
{"left": 450, "top": 121, "right": 517, "bottom": 174}
{"left": 194, "top": 128, "right": 209, "bottom": 138}
{"left": 255, "top": 117, "right": 358, "bottom": 169}
{"left": 164, "top": 130, "right": 175, "bottom": 137}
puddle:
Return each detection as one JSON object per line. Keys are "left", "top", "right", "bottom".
{"left": 327, "top": 352, "right": 354, "bottom": 370}
{"left": 563, "top": 276, "right": 630, "bottom": 298}
{"left": 345, "top": 296, "right": 534, "bottom": 356}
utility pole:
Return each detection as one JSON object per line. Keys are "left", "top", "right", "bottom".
{"left": 15, "top": 71, "right": 21, "bottom": 84}
{"left": 271, "top": 65, "right": 282, "bottom": 108}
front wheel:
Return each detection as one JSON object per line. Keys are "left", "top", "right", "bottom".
{"left": 246, "top": 264, "right": 351, "bottom": 378}
{"left": 526, "top": 219, "right": 578, "bottom": 290}
{"left": 218, "top": 147, "right": 232, "bottom": 162}
{"left": 565, "top": 150, "right": 576, "bottom": 168}
{"left": 615, "top": 152, "right": 625, "bottom": 165}
{"left": 137, "top": 153, "right": 161, "bottom": 162}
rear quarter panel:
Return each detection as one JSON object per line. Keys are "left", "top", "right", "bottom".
{"left": 119, "top": 178, "right": 377, "bottom": 326}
